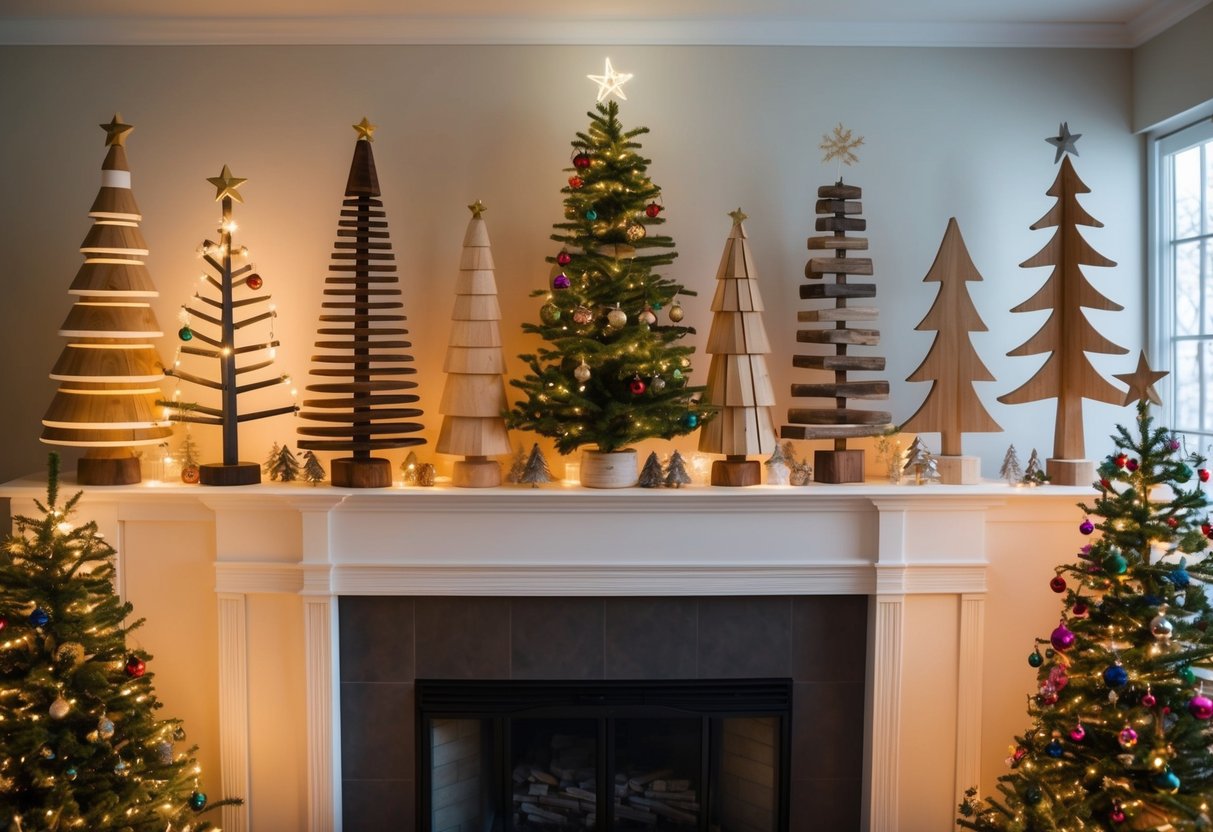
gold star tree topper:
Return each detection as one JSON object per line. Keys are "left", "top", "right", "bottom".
{"left": 100, "top": 114, "right": 134, "bottom": 147}
{"left": 468, "top": 200, "right": 487, "bottom": 218}
{"left": 1114, "top": 351, "right": 1168, "bottom": 406}
{"left": 207, "top": 164, "right": 247, "bottom": 203}
{"left": 353, "top": 117, "right": 376, "bottom": 142}
{"left": 587, "top": 58, "right": 633, "bottom": 103}
{"left": 728, "top": 208, "right": 748, "bottom": 225}
{"left": 820, "top": 123, "right": 864, "bottom": 167}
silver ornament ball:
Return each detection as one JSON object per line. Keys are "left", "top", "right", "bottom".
{"left": 606, "top": 306, "right": 627, "bottom": 328}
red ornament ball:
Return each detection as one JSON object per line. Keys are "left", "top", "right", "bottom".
{"left": 245, "top": 274, "right": 263, "bottom": 291}
{"left": 1204, "top": 522, "right": 1213, "bottom": 538}
{"left": 630, "top": 376, "right": 647, "bottom": 396}
{"left": 125, "top": 655, "right": 146, "bottom": 678}
{"left": 572, "top": 152, "right": 592, "bottom": 169}
{"left": 1072, "top": 600, "right": 1088, "bottom": 616}
{"left": 1049, "top": 576, "right": 1067, "bottom": 593}
{"left": 1167, "top": 517, "right": 1180, "bottom": 528}
{"left": 1100, "top": 478, "right": 1112, "bottom": 490}
{"left": 1142, "top": 692, "right": 1157, "bottom": 707}
{"left": 568, "top": 176, "right": 584, "bottom": 190}
{"left": 1115, "top": 453, "right": 1128, "bottom": 468}
{"left": 645, "top": 202, "right": 663, "bottom": 218}
{"left": 181, "top": 465, "right": 200, "bottom": 485}
{"left": 1079, "top": 518, "right": 1095, "bottom": 535}
{"left": 1201, "top": 468, "right": 1211, "bottom": 482}
{"left": 1127, "top": 459, "right": 1139, "bottom": 472}
{"left": 556, "top": 250, "right": 572, "bottom": 266}
{"left": 0, "top": 616, "right": 6, "bottom": 631}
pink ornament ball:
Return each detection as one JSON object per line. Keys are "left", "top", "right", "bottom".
{"left": 1189, "top": 695, "right": 1213, "bottom": 720}
{"left": 1069, "top": 724, "right": 1086, "bottom": 742}
{"left": 1050, "top": 621, "right": 1076, "bottom": 651}
{"left": 1142, "top": 692, "right": 1157, "bottom": 707}
{"left": 1111, "top": 806, "right": 1126, "bottom": 823}
{"left": 1118, "top": 726, "right": 1138, "bottom": 748}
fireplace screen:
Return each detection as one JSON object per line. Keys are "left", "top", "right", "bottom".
{"left": 417, "top": 680, "right": 790, "bottom": 832}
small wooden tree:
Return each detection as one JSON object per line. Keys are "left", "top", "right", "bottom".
{"left": 437, "top": 201, "right": 512, "bottom": 486}
{"left": 901, "top": 217, "right": 1002, "bottom": 483}
{"left": 41, "top": 115, "right": 172, "bottom": 485}
{"left": 518, "top": 443, "right": 553, "bottom": 488}
{"left": 158, "top": 167, "right": 296, "bottom": 486}
{"left": 297, "top": 119, "right": 425, "bottom": 487}
{"left": 664, "top": 450, "right": 692, "bottom": 488}
{"left": 782, "top": 125, "right": 892, "bottom": 483}
{"left": 997, "top": 124, "right": 1128, "bottom": 485}
{"left": 638, "top": 451, "right": 664, "bottom": 488}
{"left": 698, "top": 209, "right": 778, "bottom": 486}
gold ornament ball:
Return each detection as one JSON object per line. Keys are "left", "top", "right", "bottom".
{"left": 625, "top": 223, "right": 647, "bottom": 241}
{"left": 50, "top": 696, "right": 70, "bottom": 720}
{"left": 607, "top": 307, "right": 628, "bottom": 328}
{"left": 668, "top": 302, "right": 685, "bottom": 323}
{"left": 574, "top": 362, "right": 592, "bottom": 383}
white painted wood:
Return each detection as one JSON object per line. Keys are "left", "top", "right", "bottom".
{"left": 304, "top": 597, "right": 339, "bottom": 832}
{"left": 867, "top": 596, "right": 904, "bottom": 832}
{"left": 955, "top": 593, "right": 986, "bottom": 811}
{"left": 217, "top": 593, "right": 252, "bottom": 832}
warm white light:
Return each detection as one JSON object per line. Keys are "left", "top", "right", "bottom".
{"left": 587, "top": 57, "right": 633, "bottom": 103}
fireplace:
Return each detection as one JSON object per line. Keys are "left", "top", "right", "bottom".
{"left": 416, "top": 679, "right": 792, "bottom": 831}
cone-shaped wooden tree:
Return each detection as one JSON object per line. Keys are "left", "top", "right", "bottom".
{"left": 901, "top": 217, "right": 1002, "bottom": 484}
{"left": 297, "top": 119, "right": 425, "bottom": 487}
{"left": 158, "top": 166, "right": 296, "bottom": 485}
{"left": 781, "top": 125, "right": 892, "bottom": 483}
{"left": 698, "top": 209, "right": 778, "bottom": 486}
{"left": 41, "top": 115, "right": 172, "bottom": 485}
{"left": 436, "top": 201, "right": 512, "bottom": 487}
{"left": 998, "top": 125, "right": 1127, "bottom": 486}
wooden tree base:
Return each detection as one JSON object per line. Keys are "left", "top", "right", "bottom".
{"left": 452, "top": 457, "right": 501, "bottom": 488}
{"left": 711, "top": 459, "right": 761, "bottom": 487}
{"left": 813, "top": 450, "right": 865, "bottom": 484}
{"left": 77, "top": 456, "right": 141, "bottom": 486}
{"left": 199, "top": 462, "right": 261, "bottom": 487}
{"left": 937, "top": 455, "right": 981, "bottom": 485}
{"left": 1047, "top": 459, "right": 1095, "bottom": 487}
{"left": 580, "top": 449, "right": 638, "bottom": 489}
{"left": 332, "top": 458, "right": 392, "bottom": 489}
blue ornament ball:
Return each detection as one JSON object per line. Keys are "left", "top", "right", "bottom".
{"left": 585, "top": 210, "right": 598, "bottom": 221}
{"left": 1104, "top": 663, "right": 1129, "bottom": 688}
{"left": 1153, "top": 769, "right": 1181, "bottom": 793}
{"left": 683, "top": 413, "right": 700, "bottom": 429}
{"left": 28, "top": 608, "right": 49, "bottom": 628}
{"left": 65, "top": 767, "right": 77, "bottom": 781}
{"left": 189, "top": 791, "right": 208, "bottom": 811}
{"left": 178, "top": 326, "right": 193, "bottom": 342}
{"left": 1045, "top": 739, "right": 1063, "bottom": 758}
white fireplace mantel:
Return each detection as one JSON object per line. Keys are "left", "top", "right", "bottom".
{"left": 0, "top": 478, "right": 1090, "bottom": 831}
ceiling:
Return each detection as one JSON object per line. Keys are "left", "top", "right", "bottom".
{"left": 1, "top": 0, "right": 1208, "bottom": 47}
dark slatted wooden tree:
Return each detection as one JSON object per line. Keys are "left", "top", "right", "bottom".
{"left": 297, "top": 119, "right": 425, "bottom": 487}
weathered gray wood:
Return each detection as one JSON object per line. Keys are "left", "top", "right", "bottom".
{"left": 816, "top": 216, "right": 867, "bottom": 232}
{"left": 787, "top": 408, "right": 894, "bottom": 425}
{"left": 800, "top": 283, "right": 876, "bottom": 299}
{"left": 793, "top": 354, "right": 887, "bottom": 371}
{"left": 818, "top": 183, "right": 862, "bottom": 199}
{"left": 799, "top": 307, "right": 878, "bottom": 322}
{"left": 807, "top": 257, "right": 874, "bottom": 276}
{"left": 781, "top": 423, "right": 891, "bottom": 440}
{"left": 791, "top": 381, "right": 890, "bottom": 399}
{"left": 809, "top": 236, "right": 869, "bottom": 250}
{"left": 815, "top": 199, "right": 862, "bottom": 214}
{"left": 796, "top": 328, "right": 880, "bottom": 346}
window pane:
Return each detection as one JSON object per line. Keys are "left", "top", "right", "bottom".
{"left": 1207, "top": 143, "right": 1213, "bottom": 234}
{"left": 1176, "top": 146, "right": 1202, "bottom": 239}
{"left": 1176, "top": 240, "right": 1202, "bottom": 336}
{"left": 1175, "top": 339, "right": 1201, "bottom": 431}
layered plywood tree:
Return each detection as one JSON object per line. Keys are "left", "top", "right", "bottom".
{"left": 436, "top": 201, "right": 512, "bottom": 487}
{"left": 901, "top": 217, "right": 1001, "bottom": 484}
{"left": 40, "top": 115, "right": 172, "bottom": 485}
{"left": 697, "top": 209, "right": 777, "bottom": 486}
{"left": 297, "top": 119, "right": 425, "bottom": 487}
{"left": 997, "top": 125, "right": 1127, "bottom": 485}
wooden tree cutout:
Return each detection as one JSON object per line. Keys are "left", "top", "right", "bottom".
{"left": 901, "top": 217, "right": 1001, "bottom": 483}
{"left": 436, "top": 201, "right": 512, "bottom": 487}
{"left": 297, "top": 119, "right": 425, "bottom": 487}
{"left": 41, "top": 115, "right": 172, "bottom": 485}
{"left": 697, "top": 209, "right": 777, "bottom": 486}
{"left": 997, "top": 152, "right": 1127, "bottom": 485}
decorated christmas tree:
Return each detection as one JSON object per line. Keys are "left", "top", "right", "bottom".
{"left": 158, "top": 166, "right": 296, "bottom": 486}
{"left": 40, "top": 115, "right": 172, "bottom": 485}
{"left": 958, "top": 359, "right": 1213, "bottom": 831}
{"left": 298, "top": 119, "right": 425, "bottom": 487}
{"left": 0, "top": 454, "right": 236, "bottom": 830}
{"left": 508, "top": 59, "right": 706, "bottom": 488}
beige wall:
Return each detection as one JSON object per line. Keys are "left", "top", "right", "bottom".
{"left": 1133, "top": 1, "right": 1213, "bottom": 133}
{"left": 0, "top": 44, "right": 1142, "bottom": 485}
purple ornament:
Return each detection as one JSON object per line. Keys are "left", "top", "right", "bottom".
{"left": 1170, "top": 438, "right": 1182, "bottom": 451}
{"left": 1050, "top": 621, "right": 1076, "bottom": 651}
{"left": 1118, "top": 726, "right": 1138, "bottom": 748}
{"left": 552, "top": 273, "right": 571, "bottom": 290}
{"left": 1069, "top": 724, "right": 1086, "bottom": 742}
{"left": 1079, "top": 518, "right": 1095, "bottom": 535}
{"left": 1142, "top": 692, "right": 1157, "bottom": 707}
{"left": 1188, "top": 695, "right": 1213, "bottom": 720}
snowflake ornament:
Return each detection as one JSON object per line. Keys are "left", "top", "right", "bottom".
{"left": 820, "top": 122, "right": 864, "bottom": 168}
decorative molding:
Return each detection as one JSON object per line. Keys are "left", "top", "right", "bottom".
{"left": 215, "top": 562, "right": 303, "bottom": 594}
{"left": 304, "top": 597, "right": 339, "bottom": 832}
{"left": 217, "top": 594, "right": 251, "bottom": 832}
{"left": 1128, "top": 0, "right": 1213, "bottom": 46}
{"left": 0, "top": 14, "right": 1164, "bottom": 47}
{"left": 876, "top": 563, "right": 987, "bottom": 595}
{"left": 868, "top": 596, "right": 904, "bottom": 831}
{"left": 955, "top": 594, "right": 986, "bottom": 808}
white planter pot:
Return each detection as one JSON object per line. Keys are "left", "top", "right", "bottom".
{"left": 579, "top": 448, "right": 639, "bottom": 489}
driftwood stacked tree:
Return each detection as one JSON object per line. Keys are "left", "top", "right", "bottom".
{"left": 158, "top": 167, "right": 295, "bottom": 485}
{"left": 781, "top": 125, "right": 892, "bottom": 483}
{"left": 436, "top": 201, "right": 512, "bottom": 487}
{"left": 40, "top": 115, "right": 172, "bottom": 485}
{"left": 297, "top": 119, "right": 425, "bottom": 487}
{"left": 698, "top": 209, "right": 778, "bottom": 486}
{"left": 901, "top": 217, "right": 1002, "bottom": 484}
{"left": 997, "top": 123, "right": 1128, "bottom": 486}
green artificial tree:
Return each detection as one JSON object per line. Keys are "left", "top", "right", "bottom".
{"left": 509, "top": 63, "right": 707, "bottom": 474}
{"left": 0, "top": 454, "right": 235, "bottom": 830}
{"left": 959, "top": 359, "right": 1213, "bottom": 831}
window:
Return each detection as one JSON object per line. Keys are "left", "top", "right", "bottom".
{"left": 1153, "top": 119, "right": 1213, "bottom": 446}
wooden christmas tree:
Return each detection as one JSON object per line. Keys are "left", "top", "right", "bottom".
{"left": 436, "top": 201, "right": 512, "bottom": 487}
{"left": 158, "top": 166, "right": 296, "bottom": 485}
{"left": 697, "top": 209, "right": 778, "bottom": 486}
{"left": 40, "top": 115, "right": 172, "bottom": 485}
{"left": 781, "top": 125, "right": 892, "bottom": 483}
{"left": 997, "top": 123, "right": 1128, "bottom": 485}
{"left": 297, "top": 119, "right": 425, "bottom": 487}
{"left": 901, "top": 217, "right": 1001, "bottom": 484}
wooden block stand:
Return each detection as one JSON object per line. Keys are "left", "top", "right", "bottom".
{"left": 937, "top": 455, "right": 981, "bottom": 485}
{"left": 199, "top": 462, "right": 261, "bottom": 487}
{"left": 452, "top": 456, "right": 502, "bottom": 488}
{"left": 711, "top": 457, "right": 761, "bottom": 487}
{"left": 77, "top": 454, "right": 142, "bottom": 486}
{"left": 332, "top": 457, "right": 393, "bottom": 489}
{"left": 1047, "top": 458, "right": 1096, "bottom": 487}
{"left": 813, "top": 449, "right": 865, "bottom": 485}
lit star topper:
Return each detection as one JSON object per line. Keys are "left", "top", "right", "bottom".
{"left": 820, "top": 123, "right": 864, "bottom": 169}
{"left": 100, "top": 114, "right": 134, "bottom": 147}
{"left": 1114, "top": 351, "right": 1168, "bottom": 407}
{"left": 1045, "top": 121, "right": 1081, "bottom": 164}
{"left": 587, "top": 58, "right": 633, "bottom": 103}
{"left": 468, "top": 200, "right": 487, "bottom": 218}
{"left": 207, "top": 164, "right": 247, "bottom": 203}
{"left": 353, "top": 117, "right": 376, "bottom": 142}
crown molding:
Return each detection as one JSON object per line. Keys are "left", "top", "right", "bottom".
{"left": 0, "top": 14, "right": 1173, "bottom": 48}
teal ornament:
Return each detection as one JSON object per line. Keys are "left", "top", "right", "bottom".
{"left": 114, "top": 760, "right": 127, "bottom": 774}
{"left": 65, "top": 767, "right": 77, "bottom": 781}
{"left": 1177, "top": 464, "right": 1193, "bottom": 483}
{"left": 189, "top": 791, "right": 208, "bottom": 811}
{"left": 1165, "top": 558, "right": 1191, "bottom": 588}
{"left": 1180, "top": 665, "right": 1197, "bottom": 685}
{"left": 1104, "top": 551, "right": 1128, "bottom": 575}
{"left": 683, "top": 413, "right": 700, "bottom": 429}
{"left": 672, "top": 368, "right": 683, "bottom": 381}
{"left": 652, "top": 302, "right": 662, "bottom": 310}
{"left": 178, "top": 326, "right": 193, "bottom": 342}
{"left": 1028, "top": 650, "right": 1044, "bottom": 668}
{"left": 1153, "top": 768, "right": 1181, "bottom": 793}
{"left": 1023, "top": 785, "right": 1042, "bottom": 805}
{"left": 585, "top": 210, "right": 598, "bottom": 221}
